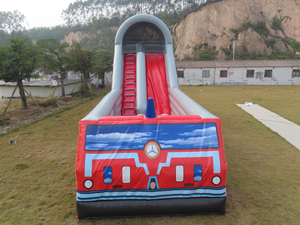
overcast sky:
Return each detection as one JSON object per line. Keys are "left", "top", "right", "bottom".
{"left": 1, "top": 0, "right": 77, "bottom": 29}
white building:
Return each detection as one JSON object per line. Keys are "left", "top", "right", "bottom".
{"left": 176, "top": 60, "right": 300, "bottom": 85}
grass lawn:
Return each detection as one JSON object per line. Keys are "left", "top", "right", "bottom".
{"left": 0, "top": 85, "right": 300, "bottom": 225}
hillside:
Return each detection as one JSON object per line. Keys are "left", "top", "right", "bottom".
{"left": 174, "top": 0, "right": 300, "bottom": 60}
{"left": 12, "top": 0, "right": 300, "bottom": 60}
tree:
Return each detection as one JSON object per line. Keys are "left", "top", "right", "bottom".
{"left": 36, "top": 38, "right": 70, "bottom": 97}
{"left": 92, "top": 49, "right": 113, "bottom": 88}
{"left": 0, "top": 10, "right": 27, "bottom": 33}
{"left": 69, "top": 40, "right": 94, "bottom": 83}
{"left": 271, "top": 15, "right": 283, "bottom": 31}
{"left": 62, "top": 0, "right": 204, "bottom": 26}
{"left": 0, "top": 37, "right": 40, "bottom": 107}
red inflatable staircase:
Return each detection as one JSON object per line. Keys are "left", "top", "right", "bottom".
{"left": 122, "top": 54, "right": 136, "bottom": 116}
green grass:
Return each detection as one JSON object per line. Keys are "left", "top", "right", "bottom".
{"left": 1, "top": 86, "right": 300, "bottom": 224}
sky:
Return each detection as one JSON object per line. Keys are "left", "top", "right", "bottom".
{"left": 85, "top": 123, "right": 219, "bottom": 150}
{"left": 1, "top": 0, "right": 77, "bottom": 29}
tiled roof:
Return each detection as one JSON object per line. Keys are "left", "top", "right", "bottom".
{"left": 176, "top": 60, "right": 300, "bottom": 68}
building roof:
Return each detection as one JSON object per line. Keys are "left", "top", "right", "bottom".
{"left": 0, "top": 79, "right": 81, "bottom": 87}
{"left": 175, "top": 59, "right": 300, "bottom": 68}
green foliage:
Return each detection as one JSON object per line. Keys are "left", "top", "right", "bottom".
{"left": 221, "top": 47, "right": 232, "bottom": 57}
{"left": 252, "top": 21, "right": 269, "bottom": 38}
{"left": 0, "top": 10, "right": 27, "bottom": 33}
{"left": 265, "top": 38, "right": 276, "bottom": 49}
{"left": 271, "top": 15, "right": 282, "bottom": 31}
{"left": 240, "top": 21, "right": 253, "bottom": 31}
{"left": 61, "top": 0, "right": 218, "bottom": 27}
{"left": 233, "top": 49, "right": 293, "bottom": 60}
{"left": 0, "top": 30, "right": 31, "bottom": 47}
{"left": 231, "top": 20, "right": 270, "bottom": 40}
{"left": 24, "top": 25, "right": 82, "bottom": 41}
{"left": 0, "top": 30, "right": 10, "bottom": 46}
{"left": 192, "top": 43, "right": 218, "bottom": 61}
{"left": 0, "top": 119, "right": 10, "bottom": 126}
{"left": 92, "top": 49, "right": 114, "bottom": 87}
{"left": 0, "top": 37, "right": 40, "bottom": 83}
{"left": 36, "top": 38, "right": 71, "bottom": 97}
{"left": 36, "top": 38, "right": 70, "bottom": 77}
{"left": 84, "top": 17, "right": 117, "bottom": 51}
{"left": 68, "top": 40, "right": 94, "bottom": 82}
{"left": 283, "top": 38, "right": 300, "bottom": 52}
{"left": 231, "top": 28, "right": 240, "bottom": 40}
{"left": 0, "top": 37, "right": 41, "bottom": 106}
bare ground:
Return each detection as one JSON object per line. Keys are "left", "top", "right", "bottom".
{"left": 0, "top": 106, "right": 61, "bottom": 133}
{"left": 0, "top": 96, "right": 87, "bottom": 134}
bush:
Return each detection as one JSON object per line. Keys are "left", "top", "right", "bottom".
{"left": 283, "top": 38, "right": 300, "bottom": 52}
{"left": 38, "top": 97, "right": 58, "bottom": 108}
{"left": 253, "top": 21, "right": 269, "bottom": 38}
{"left": 265, "top": 38, "right": 276, "bottom": 49}
{"left": 0, "top": 119, "right": 10, "bottom": 126}
{"left": 192, "top": 43, "right": 218, "bottom": 61}
{"left": 271, "top": 15, "right": 282, "bottom": 31}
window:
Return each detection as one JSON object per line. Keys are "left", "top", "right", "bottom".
{"left": 122, "top": 166, "right": 131, "bottom": 183}
{"left": 176, "top": 165, "right": 184, "bottom": 182}
{"left": 264, "top": 70, "right": 272, "bottom": 78}
{"left": 292, "top": 69, "right": 300, "bottom": 77}
{"left": 194, "top": 165, "right": 202, "bottom": 182}
{"left": 177, "top": 70, "right": 184, "bottom": 78}
{"left": 202, "top": 70, "right": 210, "bottom": 78}
{"left": 246, "top": 70, "right": 254, "bottom": 78}
{"left": 103, "top": 167, "right": 112, "bottom": 184}
{"left": 220, "top": 70, "right": 228, "bottom": 78}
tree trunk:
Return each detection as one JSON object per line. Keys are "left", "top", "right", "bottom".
{"left": 98, "top": 73, "right": 105, "bottom": 88}
{"left": 17, "top": 80, "right": 27, "bottom": 107}
{"left": 61, "top": 76, "right": 65, "bottom": 97}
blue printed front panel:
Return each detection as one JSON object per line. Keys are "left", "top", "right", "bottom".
{"left": 85, "top": 123, "right": 219, "bottom": 151}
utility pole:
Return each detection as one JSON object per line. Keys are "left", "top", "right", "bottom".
{"left": 232, "top": 40, "right": 237, "bottom": 61}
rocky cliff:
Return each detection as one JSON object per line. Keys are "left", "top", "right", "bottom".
{"left": 174, "top": 0, "right": 300, "bottom": 60}
{"left": 62, "top": 31, "right": 90, "bottom": 44}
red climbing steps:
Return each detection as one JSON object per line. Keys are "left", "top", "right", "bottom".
{"left": 122, "top": 54, "right": 136, "bottom": 116}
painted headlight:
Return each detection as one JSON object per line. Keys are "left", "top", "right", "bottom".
{"left": 84, "top": 179, "right": 93, "bottom": 189}
{"left": 212, "top": 176, "right": 221, "bottom": 186}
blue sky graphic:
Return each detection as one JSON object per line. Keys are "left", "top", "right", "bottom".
{"left": 85, "top": 123, "right": 219, "bottom": 150}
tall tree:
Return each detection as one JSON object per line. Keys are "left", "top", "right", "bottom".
{"left": 69, "top": 40, "right": 94, "bottom": 83}
{"left": 62, "top": 0, "right": 206, "bottom": 26}
{"left": 36, "top": 38, "right": 70, "bottom": 97}
{"left": 0, "top": 10, "right": 27, "bottom": 33}
{"left": 0, "top": 37, "right": 40, "bottom": 107}
{"left": 92, "top": 49, "right": 113, "bottom": 88}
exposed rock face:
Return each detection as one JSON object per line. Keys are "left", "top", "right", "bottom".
{"left": 174, "top": 0, "right": 300, "bottom": 60}
{"left": 62, "top": 31, "right": 90, "bottom": 44}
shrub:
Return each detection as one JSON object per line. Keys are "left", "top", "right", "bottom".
{"left": 271, "top": 15, "right": 282, "bottom": 31}
{"left": 283, "top": 38, "right": 300, "bottom": 52}
{"left": 0, "top": 119, "right": 10, "bottom": 126}
{"left": 253, "top": 21, "right": 269, "bottom": 38}
{"left": 265, "top": 38, "right": 276, "bottom": 49}
{"left": 192, "top": 43, "right": 218, "bottom": 61}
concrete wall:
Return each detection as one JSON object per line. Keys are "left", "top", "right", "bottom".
{"left": 0, "top": 83, "right": 80, "bottom": 98}
{"left": 177, "top": 66, "right": 300, "bottom": 85}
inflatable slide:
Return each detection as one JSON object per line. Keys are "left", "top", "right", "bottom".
{"left": 76, "top": 14, "right": 227, "bottom": 219}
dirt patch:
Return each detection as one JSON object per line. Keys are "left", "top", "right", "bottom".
{"left": 0, "top": 88, "right": 109, "bottom": 134}
{"left": 0, "top": 96, "right": 87, "bottom": 134}
{"left": 0, "top": 105, "right": 62, "bottom": 133}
